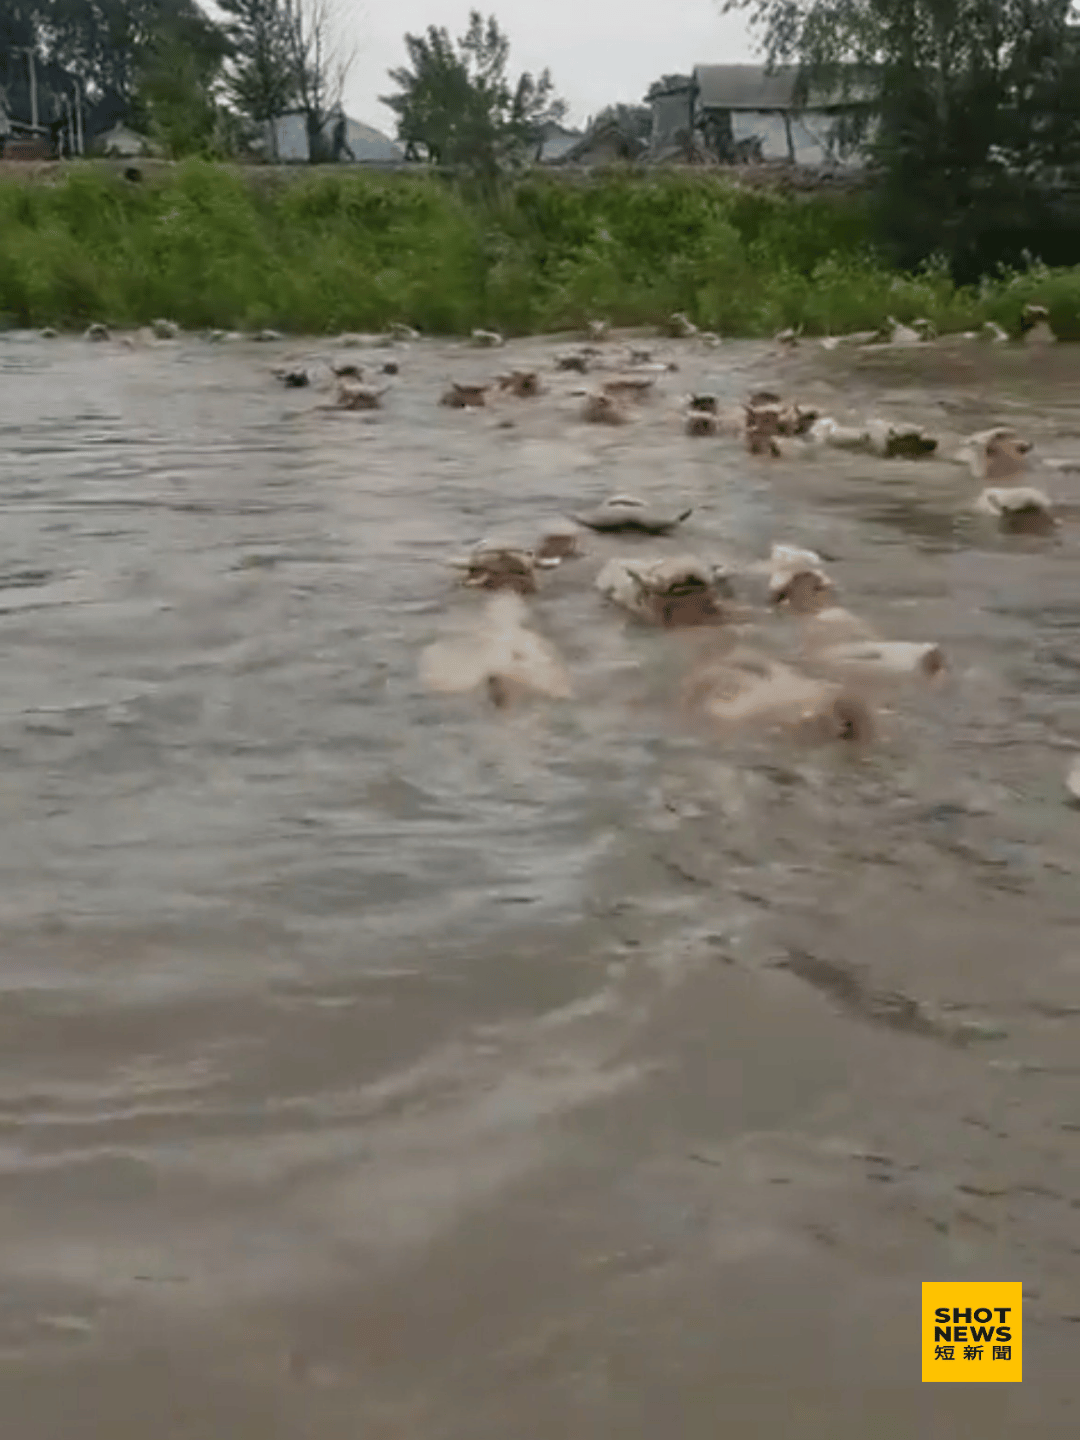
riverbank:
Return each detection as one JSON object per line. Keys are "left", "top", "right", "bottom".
{"left": 2, "top": 159, "right": 1079, "bottom": 338}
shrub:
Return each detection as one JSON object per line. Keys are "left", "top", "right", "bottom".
{"left": 1, "top": 161, "right": 1077, "bottom": 337}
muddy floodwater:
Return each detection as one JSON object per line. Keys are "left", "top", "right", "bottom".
{"left": 0, "top": 328, "right": 1078, "bottom": 1437}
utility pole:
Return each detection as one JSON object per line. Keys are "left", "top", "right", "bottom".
{"left": 74, "top": 80, "right": 83, "bottom": 155}
{"left": 27, "top": 49, "right": 38, "bottom": 130}
{"left": 16, "top": 47, "right": 39, "bottom": 131}
{"left": 784, "top": 111, "right": 796, "bottom": 163}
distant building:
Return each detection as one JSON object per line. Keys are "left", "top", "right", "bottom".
{"left": 91, "top": 122, "right": 156, "bottom": 158}
{"left": 645, "top": 75, "right": 697, "bottom": 163}
{"left": 644, "top": 64, "right": 877, "bottom": 167}
{"left": 535, "top": 119, "right": 583, "bottom": 163}
{"left": 262, "top": 110, "right": 404, "bottom": 163}
{"left": 556, "top": 117, "right": 648, "bottom": 166}
{"left": 694, "top": 65, "right": 875, "bottom": 166}
{"left": 78, "top": 91, "right": 140, "bottom": 158}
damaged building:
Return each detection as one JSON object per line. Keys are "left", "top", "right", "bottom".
{"left": 645, "top": 74, "right": 697, "bottom": 163}
{"left": 645, "top": 65, "right": 877, "bottom": 167}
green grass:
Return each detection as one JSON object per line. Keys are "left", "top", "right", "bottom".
{"left": 1, "top": 161, "right": 1079, "bottom": 338}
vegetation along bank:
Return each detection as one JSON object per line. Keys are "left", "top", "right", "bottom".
{"left": 2, "top": 162, "right": 1079, "bottom": 339}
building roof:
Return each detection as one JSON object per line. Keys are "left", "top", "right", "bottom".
{"left": 558, "top": 119, "right": 644, "bottom": 165}
{"left": 694, "top": 65, "right": 799, "bottom": 110}
{"left": 342, "top": 117, "right": 404, "bottom": 162}
{"left": 93, "top": 122, "right": 158, "bottom": 157}
{"left": 266, "top": 111, "right": 403, "bottom": 162}
{"left": 692, "top": 64, "right": 877, "bottom": 111}
{"left": 537, "top": 120, "right": 584, "bottom": 161}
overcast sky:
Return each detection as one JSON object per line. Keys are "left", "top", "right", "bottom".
{"left": 339, "top": 0, "right": 762, "bottom": 133}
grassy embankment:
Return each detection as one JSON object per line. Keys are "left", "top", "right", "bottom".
{"left": 1, "top": 160, "right": 1079, "bottom": 338}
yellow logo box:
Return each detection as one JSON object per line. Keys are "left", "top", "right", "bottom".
{"left": 922, "top": 1283, "right": 1022, "bottom": 1382}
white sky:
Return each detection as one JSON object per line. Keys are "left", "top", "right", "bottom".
{"left": 338, "top": 0, "right": 762, "bottom": 133}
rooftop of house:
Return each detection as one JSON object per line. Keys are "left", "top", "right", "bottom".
{"left": 556, "top": 117, "right": 647, "bottom": 165}
{"left": 645, "top": 74, "right": 694, "bottom": 101}
{"left": 266, "top": 111, "right": 404, "bottom": 162}
{"left": 537, "top": 120, "right": 584, "bottom": 161}
{"left": 692, "top": 64, "right": 879, "bottom": 111}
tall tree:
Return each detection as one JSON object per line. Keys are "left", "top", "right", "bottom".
{"left": 282, "top": 0, "right": 357, "bottom": 162}
{"left": 45, "top": 0, "right": 221, "bottom": 102}
{"left": 217, "top": 0, "right": 298, "bottom": 157}
{"left": 380, "top": 11, "right": 565, "bottom": 174}
{"left": 134, "top": 4, "right": 230, "bottom": 156}
{"left": 1, "top": 4, "right": 42, "bottom": 125}
{"left": 721, "top": 0, "right": 1080, "bottom": 276}
{"left": 1, "top": 0, "right": 238, "bottom": 157}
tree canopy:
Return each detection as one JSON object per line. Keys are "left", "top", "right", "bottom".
{"left": 46, "top": 0, "right": 223, "bottom": 101}
{"left": 133, "top": 4, "right": 231, "bottom": 156}
{"left": 380, "top": 11, "right": 566, "bottom": 172}
{"left": 217, "top": 0, "right": 299, "bottom": 134}
{"left": 723, "top": 0, "right": 1080, "bottom": 276}
{"left": 1, "top": 0, "right": 355, "bottom": 161}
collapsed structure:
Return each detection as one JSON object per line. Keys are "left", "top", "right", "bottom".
{"left": 560, "top": 64, "right": 877, "bottom": 170}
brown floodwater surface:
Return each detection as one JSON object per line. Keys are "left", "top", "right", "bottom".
{"left": 0, "top": 329, "right": 1078, "bottom": 1437}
